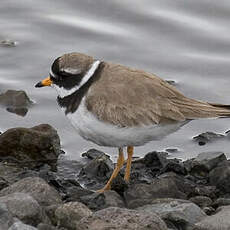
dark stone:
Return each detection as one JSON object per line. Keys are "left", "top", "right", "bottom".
{"left": 189, "top": 196, "right": 212, "bottom": 208}
{"left": 202, "top": 206, "right": 215, "bottom": 215}
{"left": 0, "top": 177, "right": 62, "bottom": 206}
{"left": 209, "top": 161, "right": 230, "bottom": 194}
{"left": 0, "top": 124, "right": 61, "bottom": 168}
{"left": 78, "top": 154, "right": 114, "bottom": 190}
{"left": 119, "top": 151, "right": 175, "bottom": 185}
{"left": 80, "top": 190, "right": 125, "bottom": 211}
{"left": 0, "top": 90, "right": 32, "bottom": 116}
{"left": 78, "top": 207, "right": 168, "bottom": 230}
{"left": 160, "top": 161, "right": 187, "bottom": 176}
{"left": 136, "top": 198, "right": 206, "bottom": 230}
{"left": 124, "top": 173, "right": 188, "bottom": 209}
{"left": 193, "top": 131, "right": 225, "bottom": 145}
{"left": 110, "top": 174, "right": 128, "bottom": 195}
{"left": 0, "top": 40, "right": 17, "bottom": 47}
{"left": 184, "top": 152, "right": 227, "bottom": 178}
{"left": 82, "top": 149, "right": 108, "bottom": 160}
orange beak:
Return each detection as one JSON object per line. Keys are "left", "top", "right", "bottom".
{"left": 35, "top": 77, "right": 53, "bottom": 88}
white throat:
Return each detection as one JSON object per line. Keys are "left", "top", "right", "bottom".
{"left": 53, "top": 60, "right": 100, "bottom": 98}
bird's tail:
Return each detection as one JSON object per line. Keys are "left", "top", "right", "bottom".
{"left": 172, "top": 97, "right": 230, "bottom": 119}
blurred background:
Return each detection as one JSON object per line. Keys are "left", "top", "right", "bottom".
{"left": 0, "top": 0, "right": 230, "bottom": 160}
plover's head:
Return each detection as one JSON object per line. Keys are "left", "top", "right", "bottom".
{"left": 35, "top": 52, "right": 100, "bottom": 98}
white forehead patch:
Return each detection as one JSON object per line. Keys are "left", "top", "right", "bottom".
{"left": 52, "top": 60, "right": 100, "bottom": 98}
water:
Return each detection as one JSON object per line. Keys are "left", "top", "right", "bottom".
{"left": 1, "top": 0, "right": 230, "bottom": 161}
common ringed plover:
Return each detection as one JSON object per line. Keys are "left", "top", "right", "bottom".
{"left": 35, "top": 52, "right": 230, "bottom": 192}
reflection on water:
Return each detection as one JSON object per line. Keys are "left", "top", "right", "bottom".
{"left": 1, "top": 0, "right": 230, "bottom": 160}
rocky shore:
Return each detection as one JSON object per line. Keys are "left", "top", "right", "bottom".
{"left": 0, "top": 123, "right": 230, "bottom": 230}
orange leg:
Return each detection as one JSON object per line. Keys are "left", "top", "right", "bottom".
{"left": 97, "top": 148, "right": 124, "bottom": 193}
{"left": 124, "top": 146, "right": 134, "bottom": 182}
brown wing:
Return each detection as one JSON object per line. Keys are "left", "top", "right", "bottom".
{"left": 85, "top": 62, "right": 187, "bottom": 127}
{"left": 85, "top": 62, "right": 230, "bottom": 127}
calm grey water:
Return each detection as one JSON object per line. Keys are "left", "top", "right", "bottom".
{"left": 1, "top": 0, "right": 230, "bottom": 161}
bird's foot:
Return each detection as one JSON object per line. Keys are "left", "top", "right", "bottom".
{"left": 96, "top": 184, "right": 111, "bottom": 193}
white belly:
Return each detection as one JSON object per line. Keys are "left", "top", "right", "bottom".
{"left": 66, "top": 98, "right": 187, "bottom": 147}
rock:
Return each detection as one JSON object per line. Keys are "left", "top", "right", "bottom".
{"left": 212, "top": 198, "right": 230, "bottom": 208}
{"left": 184, "top": 152, "right": 227, "bottom": 178}
{"left": 124, "top": 173, "right": 188, "bottom": 208}
{"left": 55, "top": 201, "right": 92, "bottom": 230}
{"left": 0, "top": 90, "right": 32, "bottom": 116}
{"left": 0, "top": 177, "right": 62, "bottom": 206}
{"left": 82, "top": 149, "right": 108, "bottom": 160}
{"left": 193, "top": 132, "right": 225, "bottom": 146}
{"left": 120, "top": 151, "right": 181, "bottom": 184}
{"left": 192, "top": 185, "right": 216, "bottom": 199}
{"left": 78, "top": 153, "right": 114, "bottom": 190}
{"left": 80, "top": 190, "right": 125, "bottom": 211}
{"left": 0, "top": 203, "right": 14, "bottom": 230}
{"left": 8, "top": 222, "right": 37, "bottom": 230}
{"left": 194, "top": 205, "right": 230, "bottom": 230}
{"left": 209, "top": 161, "right": 230, "bottom": 194}
{"left": 44, "top": 205, "right": 59, "bottom": 226}
{"left": 202, "top": 207, "right": 215, "bottom": 215}
{"left": 0, "top": 40, "right": 17, "bottom": 47}
{"left": 78, "top": 207, "right": 168, "bottom": 230}
{"left": 37, "top": 223, "right": 56, "bottom": 230}
{"left": 136, "top": 198, "right": 206, "bottom": 230}
{"left": 160, "top": 161, "right": 187, "bottom": 176}
{"left": 189, "top": 196, "right": 212, "bottom": 208}
{"left": 0, "top": 192, "right": 49, "bottom": 226}
{"left": 0, "top": 124, "right": 61, "bottom": 168}
{"left": 42, "top": 158, "right": 89, "bottom": 201}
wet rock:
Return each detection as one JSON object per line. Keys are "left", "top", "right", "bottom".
{"left": 55, "top": 201, "right": 92, "bottom": 230}
{"left": 194, "top": 205, "right": 230, "bottom": 230}
{"left": 193, "top": 131, "right": 225, "bottom": 146}
{"left": 0, "top": 90, "right": 32, "bottom": 116}
{"left": 184, "top": 152, "right": 227, "bottom": 179}
{"left": 0, "top": 192, "right": 49, "bottom": 226}
{"left": 78, "top": 153, "right": 114, "bottom": 190}
{"left": 0, "top": 177, "right": 62, "bottom": 206}
{"left": 160, "top": 160, "right": 187, "bottom": 176}
{"left": 82, "top": 148, "right": 108, "bottom": 160}
{"left": 0, "top": 203, "right": 14, "bottom": 230}
{"left": 209, "top": 161, "right": 230, "bottom": 194}
{"left": 124, "top": 173, "right": 187, "bottom": 208}
{"left": 8, "top": 222, "right": 37, "bottom": 230}
{"left": 0, "top": 39, "right": 17, "bottom": 47}
{"left": 136, "top": 198, "right": 206, "bottom": 230}
{"left": 78, "top": 207, "right": 168, "bottom": 230}
{"left": 80, "top": 190, "right": 125, "bottom": 211}
{"left": 0, "top": 124, "right": 61, "bottom": 168}
{"left": 120, "top": 151, "right": 177, "bottom": 184}
{"left": 189, "top": 196, "right": 212, "bottom": 208}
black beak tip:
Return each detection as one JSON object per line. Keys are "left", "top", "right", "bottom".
{"left": 35, "top": 82, "right": 43, "bottom": 88}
